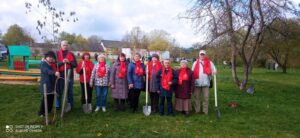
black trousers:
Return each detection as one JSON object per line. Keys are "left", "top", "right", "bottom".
{"left": 160, "top": 96, "right": 173, "bottom": 115}
{"left": 114, "top": 99, "right": 126, "bottom": 110}
{"left": 80, "top": 83, "right": 93, "bottom": 104}
{"left": 38, "top": 94, "right": 54, "bottom": 116}
{"left": 128, "top": 89, "right": 141, "bottom": 111}
{"left": 150, "top": 92, "right": 159, "bottom": 112}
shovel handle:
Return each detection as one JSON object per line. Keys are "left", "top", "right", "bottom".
{"left": 83, "top": 62, "right": 88, "bottom": 104}
{"left": 214, "top": 74, "right": 218, "bottom": 107}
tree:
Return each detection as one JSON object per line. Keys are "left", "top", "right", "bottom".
{"left": 87, "top": 35, "right": 103, "bottom": 45}
{"left": 74, "top": 34, "right": 88, "bottom": 46}
{"left": 148, "top": 29, "right": 173, "bottom": 51}
{"left": 2, "top": 24, "right": 34, "bottom": 45}
{"left": 264, "top": 18, "right": 300, "bottom": 73}
{"left": 184, "top": 0, "right": 299, "bottom": 90}
{"left": 58, "top": 31, "right": 76, "bottom": 44}
{"left": 25, "top": 0, "right": 78, "bottom": 43}
{"left": 122, "top": 26, "right": 148, "bottom": 50}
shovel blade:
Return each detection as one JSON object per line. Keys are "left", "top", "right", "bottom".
{"left": 64, "top": 103, "right": 71, "bottom": 113}
{"left": 82, "top": 104, "right": 92, "bottom": 113}
{"left": 143, "top": 106, "right": 151, "bottom": 116}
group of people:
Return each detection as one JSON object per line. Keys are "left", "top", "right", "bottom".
{"left": 38, "top": 40, "right": 217, "bottom": 117}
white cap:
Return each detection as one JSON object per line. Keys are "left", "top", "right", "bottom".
{"left": 199, "top": 50, "right": 206, "bottom": 55}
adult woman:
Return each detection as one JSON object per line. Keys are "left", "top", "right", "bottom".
{"left": 90, "top": 54, "right": 110, "bottom": 112}
{"left": 175, "top": 60, "right": 194, "bottom": 115}
{"left": 76, "top": 52, "right": 94, "bottom": 112}
{"left": 147, "top": 54, "right": 162, "bottom": 113}
{"left": 110, "top": 53, "right": 129, "bottom": 111}
{"left": 127, "top": 53, "right": 145, "bottom": 113}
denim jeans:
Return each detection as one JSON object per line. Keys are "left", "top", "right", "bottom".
{"left": 96, "top": 86, "right": 108, "bottom": 107}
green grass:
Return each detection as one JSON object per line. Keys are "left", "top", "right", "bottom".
{"left": 0, "top": 66, "right": 300, "bottom": 137}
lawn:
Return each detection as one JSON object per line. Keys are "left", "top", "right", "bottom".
{"left": 0, "top": 66, "right": 299, "bottom": 137}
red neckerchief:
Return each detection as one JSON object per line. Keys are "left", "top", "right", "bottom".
{"left": 161, "top": 67, "right": 173, "bottom": 91}
{"left": 194, "top": 57, "right": 211, "bottom": 79}
{"left": 118, "top": 61, "right": 127, "bottom": 78}
{"left": 148, "top": 61, "right": 161, "bottom": 80}
{"left": 57, "top": 49, "right": 74, "bottom": 71}
{"left": 178, "top": 67, "right": 189, "bottom": 85}
{"left": 135, "top": 60, "right": 144, "bottom": 76}
{"left": 97, "top": 61, "right": 106, "bottom": 78}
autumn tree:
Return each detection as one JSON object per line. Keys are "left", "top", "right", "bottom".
{"left": 2, "top": 24, "right": 34, "bottom": 45}
{"left": 148, "top": 29, "right": 173, "bottom": 51}
{"left": 122, "top": 26, "right": 148, "bottom": 50}
{"left": 184, "top": 0, "right": 300, "bottom": 90}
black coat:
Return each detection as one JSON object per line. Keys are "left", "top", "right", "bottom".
{"left": 157, "top": 68, "right": 178, "bottom": 97}
{"left": 40, "top": 61, "right": 56, "bottom": 95}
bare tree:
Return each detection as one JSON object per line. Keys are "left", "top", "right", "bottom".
{"left": 25, "top": 0, "right": 78, "bottom": 43}
{"left": 183, "top": 0, "right": 299, "bottom": 90}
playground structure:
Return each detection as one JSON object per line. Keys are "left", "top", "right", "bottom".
{"left": 0, "top": 45, "right": 41, "bottom": 82}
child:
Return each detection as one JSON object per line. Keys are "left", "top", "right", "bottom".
{"left": 38, "top": 51, "right": 60, "bottom": 117}
{"left": 157, "top": 59, "right": 177, "bottom": 116}
{"left": 76, "top": 52, "right": 94, "bottom": 112}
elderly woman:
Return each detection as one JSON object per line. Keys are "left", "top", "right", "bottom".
{"left": 147, "top": 53, "right": 162, "bottom": 113}
{"left": 76, "top": 52, "right": 94, "bottom": 112}
{"left": 127, "top": 53, "right": 145, "bottom": 113}
{"left": 90, "top": 54, "right": 110, "bottom": 112}
{"left": 110, "top": 53, "right": 129, "bottom": 111}
{"left": 175, "top": 60, "right": 194, "bottom": 115}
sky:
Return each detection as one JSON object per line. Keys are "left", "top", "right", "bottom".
{"left": 0, "top": 0, "right": 300, "bottom": 48}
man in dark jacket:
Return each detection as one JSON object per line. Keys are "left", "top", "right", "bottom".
{"left": 56, "top": 40, "right": 77, "bottom": 111}
{"left": 38, "top": 51, "right": 60, "bottom": 117}
{"left": 157, "top": 59, "right": 178, "bottom": 116}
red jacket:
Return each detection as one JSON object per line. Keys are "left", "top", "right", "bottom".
{"left": 76, "top": 60, "right": 94, "bottom": 83}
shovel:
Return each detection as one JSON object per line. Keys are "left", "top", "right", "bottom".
{"left": 82, "top": 61, "right": 91, "bottom": 113}
{"left": 43, "top": 83, "right": 49, "bottom": 125}
{"left": 61, "top": 63, "right": 71, "bottom": 118}
{"left": 143, "top": 66, "right": 151, "bottom": 116}
{"left": 214, "top": 74, "right": 221, "bottom": 119}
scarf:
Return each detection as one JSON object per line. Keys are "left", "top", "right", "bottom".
{"left": 161, "top": 67, "right": 173, "bottom": 91}
{"left": 194, "top": 57, "right": 211, "bottom": 79}
{"left": 148, "top": 61, "right": 161, "bottom": 80}
{"left": 178, "top": 68, "right": 189, "bottom": 85}
{"left": 97, "top": 61, "right": 106, "bottom": 78}
{"left": 57, "top": 49, "right": 74, "bottom": 71}
{"left": 135, "top": 60, "right": 144, "bottom": 76}
{"left": 118, "top": 61, "right": 127, "bottom": 78}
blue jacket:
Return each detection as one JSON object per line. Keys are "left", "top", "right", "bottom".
{"left": 127, "top": 62, "right": 145, "bottom": 90}
{"left": 157, "top": 68, "right": 178, "bottom": 97}
{"left": 40, "top": 61, "right": 56, "bottom": 95}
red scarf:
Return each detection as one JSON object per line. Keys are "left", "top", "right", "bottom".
{"left": 135, "top": 60, "right": 144, "bottom": 76}
{"left": 178, "top": 68, "right": 189, "bottom": 85}
{"left": 97, "top": 61, "right": 106, "bottom": 78}
{"left": 161, "top": 67, "right": 173, "bottom": 91}
{"left": 76, "top": 60, "right": 94, "bottom": 83}
{"left": 57, "top": 49, "right": 74, "bottom": 71}
{"left": 148, "top": 61, "right": 161, "bottom": 80}
{"left": 194, "top": 57, "right": 212, "bottom": 79}
{"left": 118, "top": 61, "right": 127, "bottom": 78}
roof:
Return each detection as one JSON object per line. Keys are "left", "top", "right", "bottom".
{"left": 8, "top": 45, "right": 31, "bottom": 56}
{"left": 101, "top": 40, "right": 127, "bottom": 49}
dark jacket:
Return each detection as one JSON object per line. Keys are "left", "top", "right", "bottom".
{"left": 40, "top": 61, "right": 56, "bottom": 95}
{"left": 57, "top": 50, "right": 77, "bottom": 80}
{"left": 127, "top": 61, "right": 145, "bottom": 90}
{"left": 157, "top": 68, "right": 178, "bottom": 97}
{"left": 175, "top": 68, "right": 195, "bottom": 99}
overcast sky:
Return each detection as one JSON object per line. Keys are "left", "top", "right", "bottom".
{"left": 0, "top": 0, "right": 299, "bottom": 47}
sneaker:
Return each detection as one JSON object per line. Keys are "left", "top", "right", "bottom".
{"left": 102, "top": 107, "right": 106, "bottom": 112}
{"left": 95, "top": 106, "right": 100, "bottom": 112}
